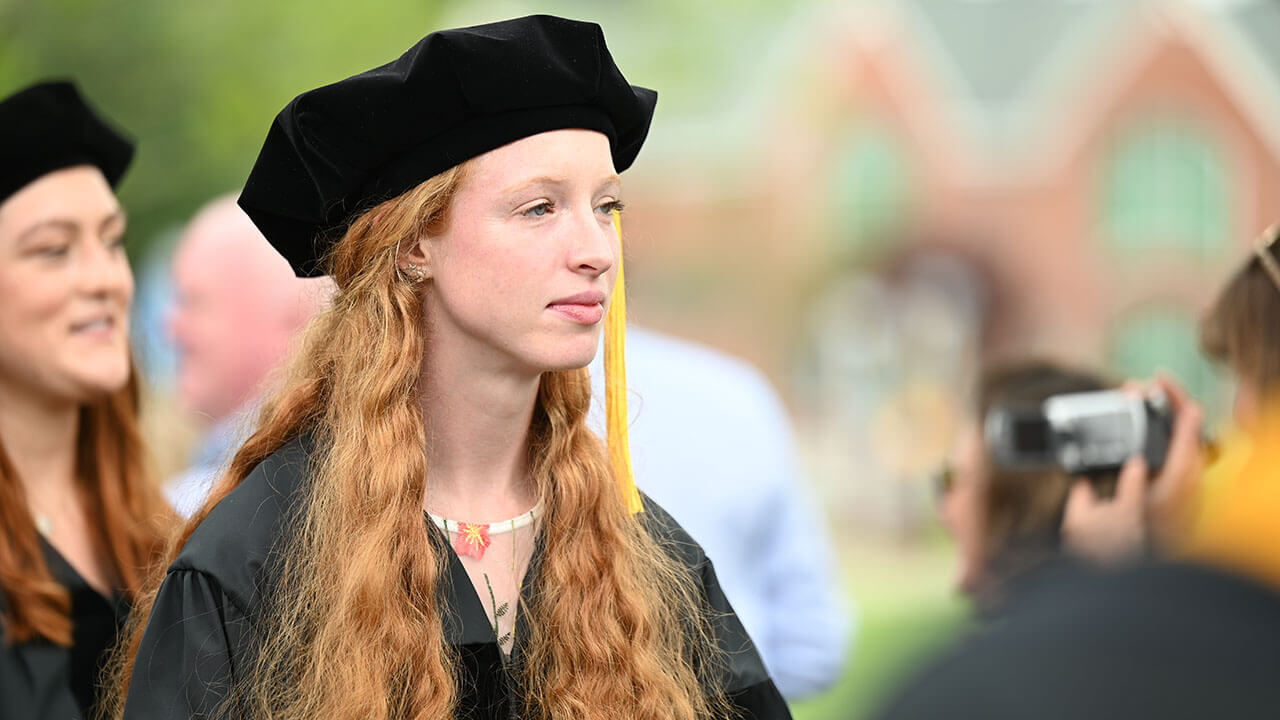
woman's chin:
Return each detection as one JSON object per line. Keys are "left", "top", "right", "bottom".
{"left": 530, "top": 341, "right": 600, "bottom": 373}
{"left": 541, "top": 356, "right": 595, "bottom": 373}
{"left": 62, "top": 365, "right": 131, "bottom": 401}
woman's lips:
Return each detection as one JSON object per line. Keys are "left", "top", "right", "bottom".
{"left": 70, "top": 315, "right": 117, "bottom": 340}
{"left": 548, "top": 290, "right": 606, "bottom": 325}
{"left": 548, "top": 302, "right": 604, "bottom": 325}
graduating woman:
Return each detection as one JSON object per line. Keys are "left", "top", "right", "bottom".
{"left": 0, "top": 82, "right": 173, "bottom": 718}
{"left": 113, "top": 15, "right": 789, "bottom": 720}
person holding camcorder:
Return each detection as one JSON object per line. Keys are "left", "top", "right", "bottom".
{"left": 878, "top": 227, "right": 1280, "bottom": 720}
{"left": 936, "top": 361, "right": 1205, "bottom": 609}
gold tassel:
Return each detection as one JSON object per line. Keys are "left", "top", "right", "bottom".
{"left": 606, "top": 209, "right": 643, "bottom": 514}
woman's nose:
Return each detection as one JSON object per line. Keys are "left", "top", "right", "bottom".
{"left": 567, "top": 210, "right": 615, "bottom": 276}
{"left": 78, "top": 238, "right": 134, "bottom": 299}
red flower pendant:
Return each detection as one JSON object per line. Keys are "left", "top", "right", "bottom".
{"left": 454, "top": 522, "right": 491, "bottom": 560}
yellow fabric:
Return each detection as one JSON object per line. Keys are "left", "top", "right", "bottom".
{"left": 606, "top": 209, "right": 642, "bottom": 514}
{"left": 1183, "top": 411, "right": 1280, "bottom": 591}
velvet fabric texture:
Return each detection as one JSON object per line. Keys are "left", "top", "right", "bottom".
{"left": 0, "top": 80, "right": 134, "bottom": 204}
{"left": 238, "top": 14, "right": 658, "bottom": 277}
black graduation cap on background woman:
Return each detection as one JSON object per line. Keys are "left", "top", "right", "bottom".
{"left": 0, "top": 81, "right": 135, "bottom": 204}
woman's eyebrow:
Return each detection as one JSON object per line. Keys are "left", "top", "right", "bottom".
{"left": 500, "top": 174, "right": 621, "bottom": 198}
{"left": 99, "top": 208, "right": 126, "bottom": 234}
{"left": 500, "top": 175, "right": 567, "bottom": 197}
{"left": 594, "top": 175, "right": 621, "bottom": 194}
{"left": 15, "top": 218, "right": 78, "bottom": 244}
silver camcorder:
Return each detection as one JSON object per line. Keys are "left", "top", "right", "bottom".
{"left": 984, "top": 389, "right": 1174, "bottom": 476}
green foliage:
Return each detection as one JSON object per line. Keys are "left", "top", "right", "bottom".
{"left": 0, "top": 0, "right": 458, "bottom": 259}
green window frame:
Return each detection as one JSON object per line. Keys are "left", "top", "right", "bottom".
{"left": 828, "top": 123, "right": 912, "bottom": 253}
{"left": 1102, "top": 119, "right": 1230, "bottom": 259}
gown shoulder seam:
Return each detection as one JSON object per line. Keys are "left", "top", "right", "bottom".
{"left": 163, "top": 566, "right": 255, "bottom": 626}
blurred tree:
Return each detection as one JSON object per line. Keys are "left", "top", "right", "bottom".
{"left": 0, "top": 0, "right": 458, "bottom": 260}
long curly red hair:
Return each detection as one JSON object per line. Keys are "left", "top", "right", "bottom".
{"left": 110, "top": 166, "right": 730, "bottom": 720}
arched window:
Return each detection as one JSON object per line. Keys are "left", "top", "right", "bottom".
{"left": 1102, "top": 119, "right": 1230, "bottom": 259}
{"left": 828, "top": 123, "right": 913, "bottom": 253}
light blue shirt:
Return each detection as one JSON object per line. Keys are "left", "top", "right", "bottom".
{"left": 167, "top": 411, "right": 250, "bottom": 518}
{"left": 589, "top": 326, "right": 853, "bottom": 699}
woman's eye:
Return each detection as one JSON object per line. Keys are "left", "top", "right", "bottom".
{"left": 107, "top": 234, "right": 127, "bottom": 252}
{"left": 37, "top": 244, "right": 70, "bottom": 258}
{"left": 596, "top": 200, "right": 626, "bottom": 216}
{"left": 522, "top": 201, "right": 554, "bottom": 217}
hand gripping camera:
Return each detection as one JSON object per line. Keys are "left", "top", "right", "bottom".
{"left": 984, "top": 389, "right": 1174, "bottom": 476}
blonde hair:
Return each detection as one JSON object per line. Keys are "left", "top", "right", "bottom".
{"left": 111, "top": 165, "right": 728, "bottom": 720}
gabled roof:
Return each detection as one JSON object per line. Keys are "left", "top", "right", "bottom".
{"left": 1228, "top": 0, "right": 1280, "bottom": 77}
{"left": 907, "top": 0, "right": 1099, "bottom": 113}
{"left": 437, "top": 0, "right": 1280, "bottom": 185}
{"left": 1222, "top": 2, "right": 1280, "bottom": 119}
{"left": 889, "top": 0, "right": 1280, "bottom": 183}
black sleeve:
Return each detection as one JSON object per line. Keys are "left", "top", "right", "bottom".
{"left": 122, "top": 569, "right": 253, "bottom": 719}
{"left": 639, "top": 496, "right": 791, "bottom": 719}
{"left": 699, "top": 557, "right": 792, "bottom": 720}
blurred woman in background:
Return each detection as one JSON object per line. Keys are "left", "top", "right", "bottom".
{"left": 1187, "top": 222, "right": 1280, "bottom": 586}
{"left": 1200, "top": 223, "right": 1280, "bottom": 431}
{"left": 0, "top": 81, "right": 173, "bottom": 719}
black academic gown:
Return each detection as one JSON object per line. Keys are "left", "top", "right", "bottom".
{"left": 121, "top": 435, "right": 790, "bottom": 719}
{"left": 874, "top": 561, "right": 1280, "bottom": 720}
{"left": 1, "top": 540, "right": 127, "bottom": 720}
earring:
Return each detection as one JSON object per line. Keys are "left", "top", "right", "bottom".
{"left": 399, "top": 263, "right": 428, "bottom": 283}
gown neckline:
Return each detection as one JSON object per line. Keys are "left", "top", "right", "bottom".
{"left": 424, "top": 512, "right": 544, "bottom": 660}
{"left": 38, "top": 535, "right": 119, "bottom": 607}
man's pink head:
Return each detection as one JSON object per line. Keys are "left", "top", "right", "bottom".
{"left": 169, "top": 195, "right": 331, "bottom": 423}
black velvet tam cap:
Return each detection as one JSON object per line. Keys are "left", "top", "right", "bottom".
{"left": 238, "top": 14, "right": 658, "bottom": 277}
{"left": 0, "top": 81, "right": 135, "bottom": 205}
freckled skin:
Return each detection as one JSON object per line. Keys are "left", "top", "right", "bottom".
{"left": 406, "top": 129, "right": 623, "bottom": 377}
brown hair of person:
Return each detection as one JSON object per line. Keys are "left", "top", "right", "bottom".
{"left": 973, "top": 361, "right": 1114, "bottom": 586}
{"left": 0, "top": 368, "right": 173, "bottom": 646}
{"left": 109, "top": 164, "right": 729, "bottom": 720}
{"left": 1200, "top": 236, "right": 1280, "bottom": 393}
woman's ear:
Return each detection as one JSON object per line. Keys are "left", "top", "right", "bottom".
{"left": 397, "top": 236, "right": 432, "bottom": 281}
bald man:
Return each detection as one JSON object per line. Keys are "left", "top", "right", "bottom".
{"left": 167, "top": 195, "right": 331, "bottom": 516}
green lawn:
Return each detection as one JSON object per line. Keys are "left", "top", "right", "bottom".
{"left": 790, "top": 535, "right": 971, "bottom": 720}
